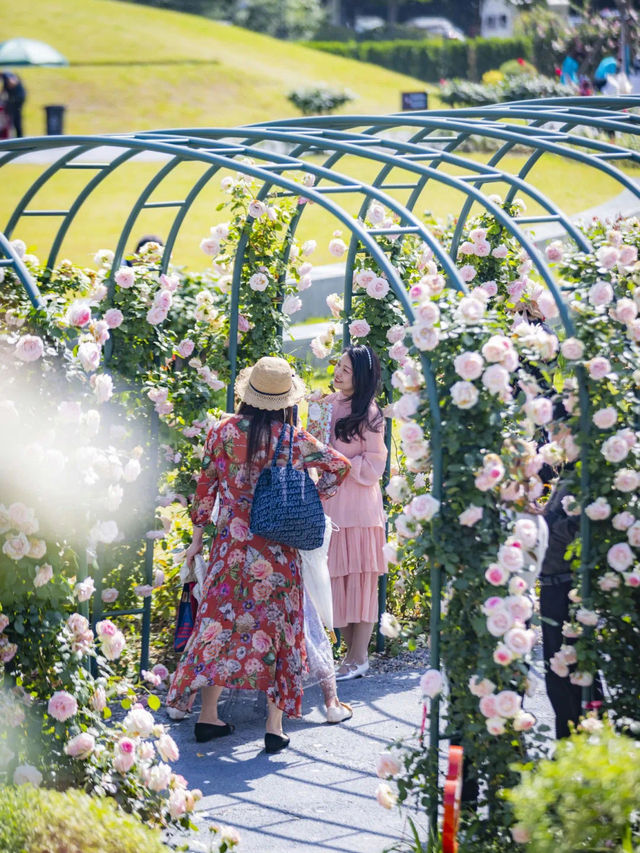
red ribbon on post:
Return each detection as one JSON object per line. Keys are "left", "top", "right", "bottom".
{"left": 442, "top": 745, "right": 464, "bottom": 853}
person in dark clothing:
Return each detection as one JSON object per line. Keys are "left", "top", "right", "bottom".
{"left": 1, "top": 71, "right": 26, "bottom": 138}
{"left": 539, "top": 485, "right": 583, "bottom": 739}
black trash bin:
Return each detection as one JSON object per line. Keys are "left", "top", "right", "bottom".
{"left": 45, "top": 105, "right": 65, "bottom": 135}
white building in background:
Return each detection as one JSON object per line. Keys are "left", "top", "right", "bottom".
{"left": 480, "top": 0, "right": 569, "bottom": 38}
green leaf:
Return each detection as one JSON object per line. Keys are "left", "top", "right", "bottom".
{"left": 147, "top": 694, "right": 161, "bottom": 711}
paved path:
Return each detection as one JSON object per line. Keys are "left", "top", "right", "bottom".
{"left": 166, "top": 656, "right": 553, "bottom": 852}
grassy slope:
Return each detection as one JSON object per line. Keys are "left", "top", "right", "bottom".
{"left": 0, "top": 0, "right": 438, "bottom": 134}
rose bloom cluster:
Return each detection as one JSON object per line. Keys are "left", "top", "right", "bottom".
{"left": 470, "top": 677, "right": 536, "bottom": 736}
{"left": 60, "top": 701, "right": 203, "bottom": 822}
{"left": 95, "top": 619, "right": 126, "bottom": 661}
{"left": 1, "top": 501, "right": 47, "bottom": 566}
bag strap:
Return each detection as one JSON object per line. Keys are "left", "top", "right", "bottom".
{"left": 271, "top": 422, "right": 295, "bottom": 469}
{"left": 271, "top": 421, "right": 288, "bottom": 469}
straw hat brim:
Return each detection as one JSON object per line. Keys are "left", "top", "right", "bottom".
{"left": 235, "top": 364, "right": 307, "bottom": 411}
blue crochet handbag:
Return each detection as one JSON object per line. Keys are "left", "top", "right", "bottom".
{"left": 250, "top": 422, "right": 325, "bottom": 550}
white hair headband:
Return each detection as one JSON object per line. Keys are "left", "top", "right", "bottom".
{"left": 365, "top": 347, "right": 372, "bottom": 370}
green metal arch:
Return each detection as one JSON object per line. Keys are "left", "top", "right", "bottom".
{"left": 2, "top": 97, "right": 639, "bottom": 753}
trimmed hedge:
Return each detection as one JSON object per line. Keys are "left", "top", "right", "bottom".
{"left": 305, "top": 36, "right": 534, "bottom": 84}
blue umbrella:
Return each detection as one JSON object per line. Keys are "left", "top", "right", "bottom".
{"left": 0, "top": 38, "right": 68, "bottom": 66}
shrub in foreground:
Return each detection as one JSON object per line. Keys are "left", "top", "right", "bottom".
{"left": 0, "top": 786, "right": 170, "bottom": 853}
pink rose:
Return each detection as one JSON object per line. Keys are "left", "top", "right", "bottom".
{"left": 614, "top": 297, "right": 638, "bottom": 325}
{"left": 349, "top": 318, "right": 370, "bottom": 338}
{"left": 114, "top": 267, "right": 135, "bottom": 289}
{"left": 386, "top": 324, "right": 406, "bottom": 344}
{"left": 376, "top": 752, "right": 402, "bottom": 779}
{"left": 411, "top": 324, "right": 439, "bottom": 351}
{"left": 513, "top": 711, "right": 536, "bottom": 732}
{"left": 479, "top": 694, "right": 498, "bottom": 718}
{"left": 486, "top": 717, "right": 506, "bottom": 735}
{"left": 601, "top": 435, "right": 629, "bottom": 464}
{"left": 596, "top": 245, "right": 618, "bottom": 269}
{"left": 545, "top": 241, "right": 564, "bottom": 262}
{"left": 585, "top": 497, "right": 611, "bottom": 521}
{"left": 626, "top": 521, "right": 640, "bottom": 547}
{"left": 607, "top": 542, "right": 634, "bottom": 572}
{"left": 481, "top": 335, "right": 511, "bottom": 364}
{"left": 498, "top": 543, "right": 524, "bottom": 572}
{"left": 414, "top": 301, "right": 440, "bottom": 327}
{"left": 485, "top": 564, "right": 509, "bottom": 586}
{"left": 176, "top": 339, "right": 195, "bottom": 358}
{"left": 469, "top": 676, "right": 495, "bottom": 698}
{"left": 408, "top": 494, "right": 440, "bottom": 521}
{"left": 101, "top": 588, "right": 119, "bottom": 604}
{"left": 494, "top": 690, "right": 521, "bottom": 718}
{"left": 366, "top": 277, "right": 390, "bottom": 300}
{"left": 48, "top": 690, "right": 78, "bottom": 722}
{"left": 560, "top": 337, "right": 584, "bottom": 361}
{"left": 328, "top": 237, "right": 347, "bottom": 258}
{"left": 66, "top": 301, "right": 91, "bottom": 327}
{"left": 459, "top": 505, "right": 483, "bottom": 527}
{"left": 450, "top": 381, "right": 479, "bottom": 409}
{"left": 592, "top": 407, "right": 617, "bottom": 429}
{"left": 454, "top": 351, "right": 484, "bottom": 381}
{"left": 15, "top": 335, "right": 44, "bottom": 362}
{"left": 457, "top": 295, "right": 484, "bottom": 324}
{"left": 157, "top": 733, "right": 180, "bottom": 763}
{"left": 589, "top": 280, "right": 614, "bottom": 306}
{"left": 459, "top": 264, "right": 477, "bottom": 283}
{"left": 419, "top": 668, "right": 443, "bottom": 698}
{"left": 504, "top": 626, "right": 535, "bottom": 656}
{"left": 482, "top": 364, "right": 510, "bottom": 396}
{"left": 458, "top": 240, "right": 475, "bottom": 256}
{"left": 613, "top": 511, "right": 635, "bottom": 531}
{"left": 513, "top": 518, "right": 538, "bottom": 549}
{"left": 96, "top": 619, "right": 117, "bottom": 638}
{"left": 493, "top": 643, "right": 514, "bottom": 666}
{"left": 394, "top": 393, "right": 420, "bottom": 419}
{"left": 64, "top": 732, "right": 95, "bottom": 759}
{"left": 474, "top": 240, "right": 491, "bottom": 257}
{"left": 389, "top": 341, "right": 409, "bottom": 363}
{"left": 525, "top": 397, "right": 553, "bottom": 426}
{"left": 376, "top": 782, "right": 397, "bottom": 809}
{"left": 613, "top": 468, "right": 639, "bottom": 492}
{"left": 486, "top": 609, "right": 514, "bottom": 637}
{"left": 506, "top": 593, "right": 533, "bottom": 622}
{"left": 491, "top": 244, "right": 508, "bottom": 259}
{"left": 586, "top": 357, "right": 611, "bottom": 379}
{"left": 625, "top": 572, "right": 640, "bottom": 587}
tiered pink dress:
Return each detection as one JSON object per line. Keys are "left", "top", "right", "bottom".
{"left": 322, "top": 392, "right": 388, "bottom": 628}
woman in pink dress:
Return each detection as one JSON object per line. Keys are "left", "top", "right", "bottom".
{"left": 322, "top": 345, "right": 388, "bottom": 681}
{"left": 166, "top": 357, "right": 350, "bottom": 753}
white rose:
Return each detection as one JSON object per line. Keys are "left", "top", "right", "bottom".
{"left": 481, "top": 365, "right": 510, "bottom": 396}
{"left": 450, "top": 380, "right": 479, "bottom": 409}
{"left": 513, "top": 518, "right": 538, "bottom": 549}
{"left": 494, "top": 690, "right": 521, "bottom": 718}
{"left": 453, "top": 351, "right": 484, "bottom": 381}
{"left": 585, "top": 497, "right": 611, "bottom": 521}
{"left": 560, "top": 337, "right": 584, "bottom": 361}
{"left": 601, "top": 435, "right": 629, "bottom": 464}
{"left": 2, "top": 532, "right": 30, "bottom": 561}
{"left": 408, "top": 494, "right": 440, "bottom": 521}
{"left": 379, "top": 612, "right": 401, "bottom": 638}
{"left": 613, "top": 469, "right": 639, "bottom": 492}
{"left": 459, "top": 505, "right": 483, "bottom": 526}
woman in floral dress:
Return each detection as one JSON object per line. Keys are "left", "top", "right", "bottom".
{"left": 167, "top": 357, "right": 350, "bottom": 753}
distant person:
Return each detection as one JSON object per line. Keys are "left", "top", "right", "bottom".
{"left": 593, "top": 56, "right": 618, "bottom": 92}
{"left": 1, "top": 71, "right": 26, "bottom": 138}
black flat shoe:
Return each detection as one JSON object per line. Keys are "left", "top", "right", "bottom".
{"left": 194, "top": 721, "right": 235, "bottom": 743}
{"left": 264, "top": 732, "right": 290, "bottom": 754}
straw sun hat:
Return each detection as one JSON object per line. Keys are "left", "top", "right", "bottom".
{"left": 235, "top": 356, "right": 306, "bottom": 411}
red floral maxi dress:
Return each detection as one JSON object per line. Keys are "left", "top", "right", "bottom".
{"left": 167, "top": 415, "right": 350, "bottom": 718}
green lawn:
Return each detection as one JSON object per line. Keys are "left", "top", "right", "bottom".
{"left": 1, "top": 0, "right": 440, "bottom": 136}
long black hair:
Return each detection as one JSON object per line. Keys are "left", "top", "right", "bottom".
{"left": 237, "top": 403, "right": 294, "bottom": 469}
{"left": 334, "top": 345, "right": 383, "bottom": 443}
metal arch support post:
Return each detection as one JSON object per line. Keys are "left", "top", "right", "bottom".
{"left": 0, "top": 231, "right": 43, "bottom": 308}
